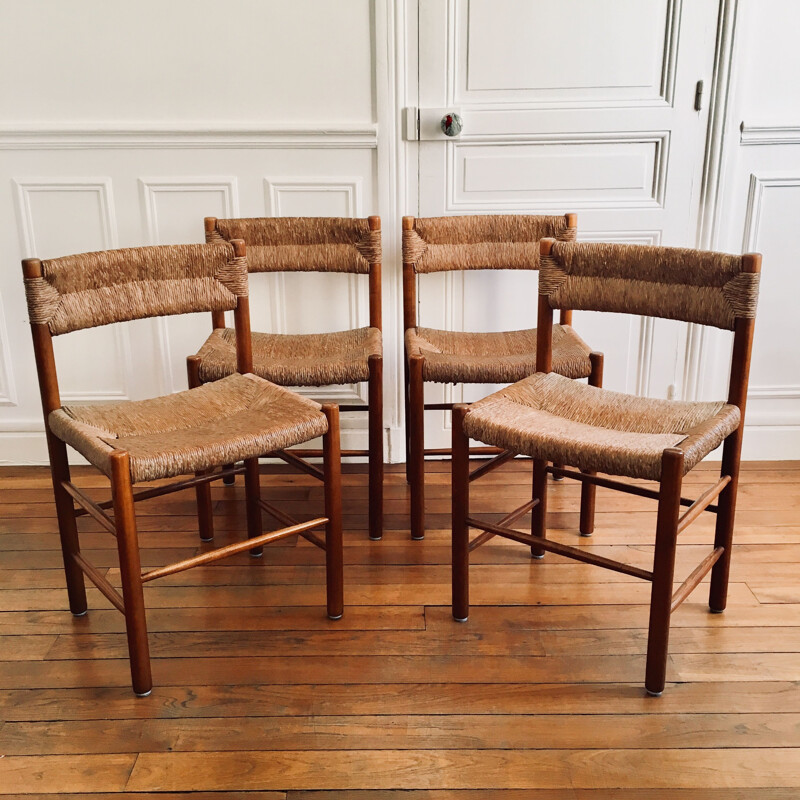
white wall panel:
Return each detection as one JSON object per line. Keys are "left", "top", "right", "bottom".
{"left": 140, "top": 177, "right": 239, "bottom": 394}
{"left": 12, "top": 178, "right": 131, "bottom": 403}
{"left": 452, "top": 138, "right": 665, "bottom": 210}
{"left": 0, "top": 0, "right": 384, "bottom": 464}
{"left": 263, "top": 177, "right": 369, "bottom": 410}
{"left": 461, "top": 0, "right": 676, "bottom": 104}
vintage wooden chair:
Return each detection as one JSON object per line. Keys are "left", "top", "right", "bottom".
{"left": 23, "top": 241, "right": 344, "bottom": 696}
{"left": 452, "top": 239, "right": 760, "bottom": 695}
{"left": 195, "top": 216, "right": 384, "bottom": 539}
{"left": 403, "top": 213, "right": 603, "bottom": 541}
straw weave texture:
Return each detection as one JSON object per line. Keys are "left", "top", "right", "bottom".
{"left": 405, "top": 324, "right": 591, "bottom": 383}
{"left": 24, "top": 244, "right": 245, "bottom": 336}
{"left": 196, "top": 326, "right": 382, "bottom": 386}
{"left": 404, "top": 215, "right": 576, "bottom": 274}
{"left": 541, "top": 242, "right": 759, "bottom": 331}
{"left": 49, "top": 373, "right": 327, "bottom": 484}
{"left": 464, "top": 373, "right": 740, "bottom": 480}
{"left": 207, "top": 217, "right": 381, "bottom": 274}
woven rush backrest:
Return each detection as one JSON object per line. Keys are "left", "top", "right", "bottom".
{"left": 24, "top": 243, "right": 247, "bottom": 336}
{"left": 540, "top": 241, "right": 760, "bottom": 331}
{"left": 207, "top": 217, "right": 381, "bottom": 274}
{"left": 403, "top": 214, "right": 576, "bottom": 274}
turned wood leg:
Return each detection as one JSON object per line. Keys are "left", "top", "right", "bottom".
{"left": 531, "top": 458, "right": 549, "bottom": 559}
{"left": 452, "top": 404, "right": 470, "bottom": 622}
{"left": 709, "top": 426, "right": 744, "bottom": 613}
{"left": 47, "top": 433, "right": 87, "bottom": 615}
{"left": 645, "top": 448, "right": 684, "bottom": 696}
{"left": 323, "top": 405, "right": 344, "bottom": 620}
{"left": 244, "top": 457, "right": 263, "bottom": 557}
{"left": 110, "top": 451, "right": 152, "bottom": 696}
{"left": 409, "top": 355, "right": 426, "bottom": 541}
{"left": 368, "top": 355, "right": 384, "bottom": 541}
{"left": 579, "top": 352, "right": 604, "bottom": 536}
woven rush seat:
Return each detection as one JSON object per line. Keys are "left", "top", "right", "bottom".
{"left": 49, "top": 373, "right": 328, "bottom": 484}
{"left": 464, "top": 372, "right": 740, "bottom": 481}
{"left": 195, "top": 326, "right": 382, "bottom": 387}
{"left": 405, "top": 323, "right": 592, "bottom": 384}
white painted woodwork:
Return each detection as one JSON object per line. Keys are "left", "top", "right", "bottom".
{"left": 415, "top": 0, "right": 719, "bottom": 447}
{"left": 0, "top": 0, "right": 797, "bottom": 464}
{"left": 704, "top": 0, "right": 800, "bottom": 458}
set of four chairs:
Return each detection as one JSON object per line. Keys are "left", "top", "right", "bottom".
{"left": 23, "top": 212, "right": 760, "bottom": 697}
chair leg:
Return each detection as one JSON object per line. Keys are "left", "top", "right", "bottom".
{"left": 47, "top": 434, "right": 87, "bottom": 615}
{"left": 109, "top": 451, "right": 152, "bottom": 696}
{"left": 195, "top": 469, "right": 214, "bottom": 542}
{"left": 452, "top": 404, "right": 470, "bottom": 622}
{"left": 579, "top": 352, "right": 605, "bottom": 536}
{"left": 645, "top": 448, "right": 684, "bottom": 696}
{"left": 244, "top": 457, "right": 263, "bottom": 557}
{"left": 409, "top": 355, "right": 426, "bottom": 540}
{"left": 531, "top": 457, "right": 548, "bottom": 558}
{"left": 368, "top": 354, "right": 384, "bottom": 541}
{"left": 709, "top": 427, "right": 744, "bottom": 613}
{"left": 187, "top": 355, "right": 217, "bottom": 539}
{"left": 323, "top": 405, "right": 344, "bottom": 620}
{"left": 222, "top": 464, "right": 237, "bottom": 486}
{"left": 404, "top": 355, "right": 412, "bottom": 484}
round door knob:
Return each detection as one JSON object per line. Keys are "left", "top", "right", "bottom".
{"left": 440, "top": 112, "right": 463, "bottom": 137}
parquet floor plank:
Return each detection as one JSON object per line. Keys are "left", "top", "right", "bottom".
{"left": 0, "top": 461, "right": 798, "bottom": 793}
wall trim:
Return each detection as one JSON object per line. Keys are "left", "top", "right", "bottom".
{"left": 740, "top": 123, "right": 800, "bottom": 146}
{"left": 0, "top": 124, "right": 378, "bottom": 150}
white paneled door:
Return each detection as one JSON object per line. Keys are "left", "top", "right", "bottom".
{"left": 414, "top": 0, "right": 720, "bottom": 448}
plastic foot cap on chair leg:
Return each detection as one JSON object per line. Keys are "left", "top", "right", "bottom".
{"left": 249, "top": 550, "right": 264, "bottom": 558}
{"left": 135, "top": 689, "right": 152, "bottom": 697}
{"left": 645, "top": 688, "right": 664, "bottom": 697}
{"left": 531, "top": 552, "right": 545, "bottom": 559}
{"left": 199, "top": 536, "right": 214, "bottom": 543}
{"left": 71, "top": 609, "right": 88, "bottom": 617}
{"left": 579, "top": 531, "right": 593, "bottom": 537}
{"left": 453, "top": 615, "right": 468, "bottom": 623}
{"left": 369, "top": 535, "right": 383, "bottom": 541}
{"left": 709, "top": 607, "right": 725, "bottom": 614}
{"left": 411, "top": 535, "right": 425, "bottom": 541}
{"left": 328, "top": 613, "right": 343, "bottom": 620}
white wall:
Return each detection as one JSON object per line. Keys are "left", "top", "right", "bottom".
{"left": 0, "top": 0, "right": 404, "bottom": 463}
{"left": 0, "top": 0, "right": 798, "bottom": 464}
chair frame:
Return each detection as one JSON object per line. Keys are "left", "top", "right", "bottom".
{"left": 24, "top": 241, "right": 344, "bottom": 696}
{"left": 451, "top": 238, "right": 760, "bottom": 695}
{"left": 403, "top": 213, "right": 603, "bottom": 541}
{"left": 202, "top": 215, "right": 384, "bottom": 541}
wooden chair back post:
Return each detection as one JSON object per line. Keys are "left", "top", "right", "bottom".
{"left": 22, "top": 257, "right": 61, "bottom": 418}
{"left": 727, "top": 252, "right": 761, "bottom": 414}
{"left": 230, "top": 239, "right": 253, "bottom": 375}
{"left": 402, "top": 215, "right": 417, "bottom": 331}
{"left": 558, "top": 214, "right": 577, "bottom": 327}
{"left": 537, "top": 239, "right": 556, "bottom": 374}
{"left": 368, "top": 215, "right": 382, "bottom": 331}
{"left": 205, "top": 216, "right": 227, "bottom": 330}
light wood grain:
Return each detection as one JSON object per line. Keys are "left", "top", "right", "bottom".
{"left": 1, "top": 461, "right": 799, "bottom": 793}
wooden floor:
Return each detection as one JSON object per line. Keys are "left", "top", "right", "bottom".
{"left": 1, "top": 459, "right": 799, "bottom": 797}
